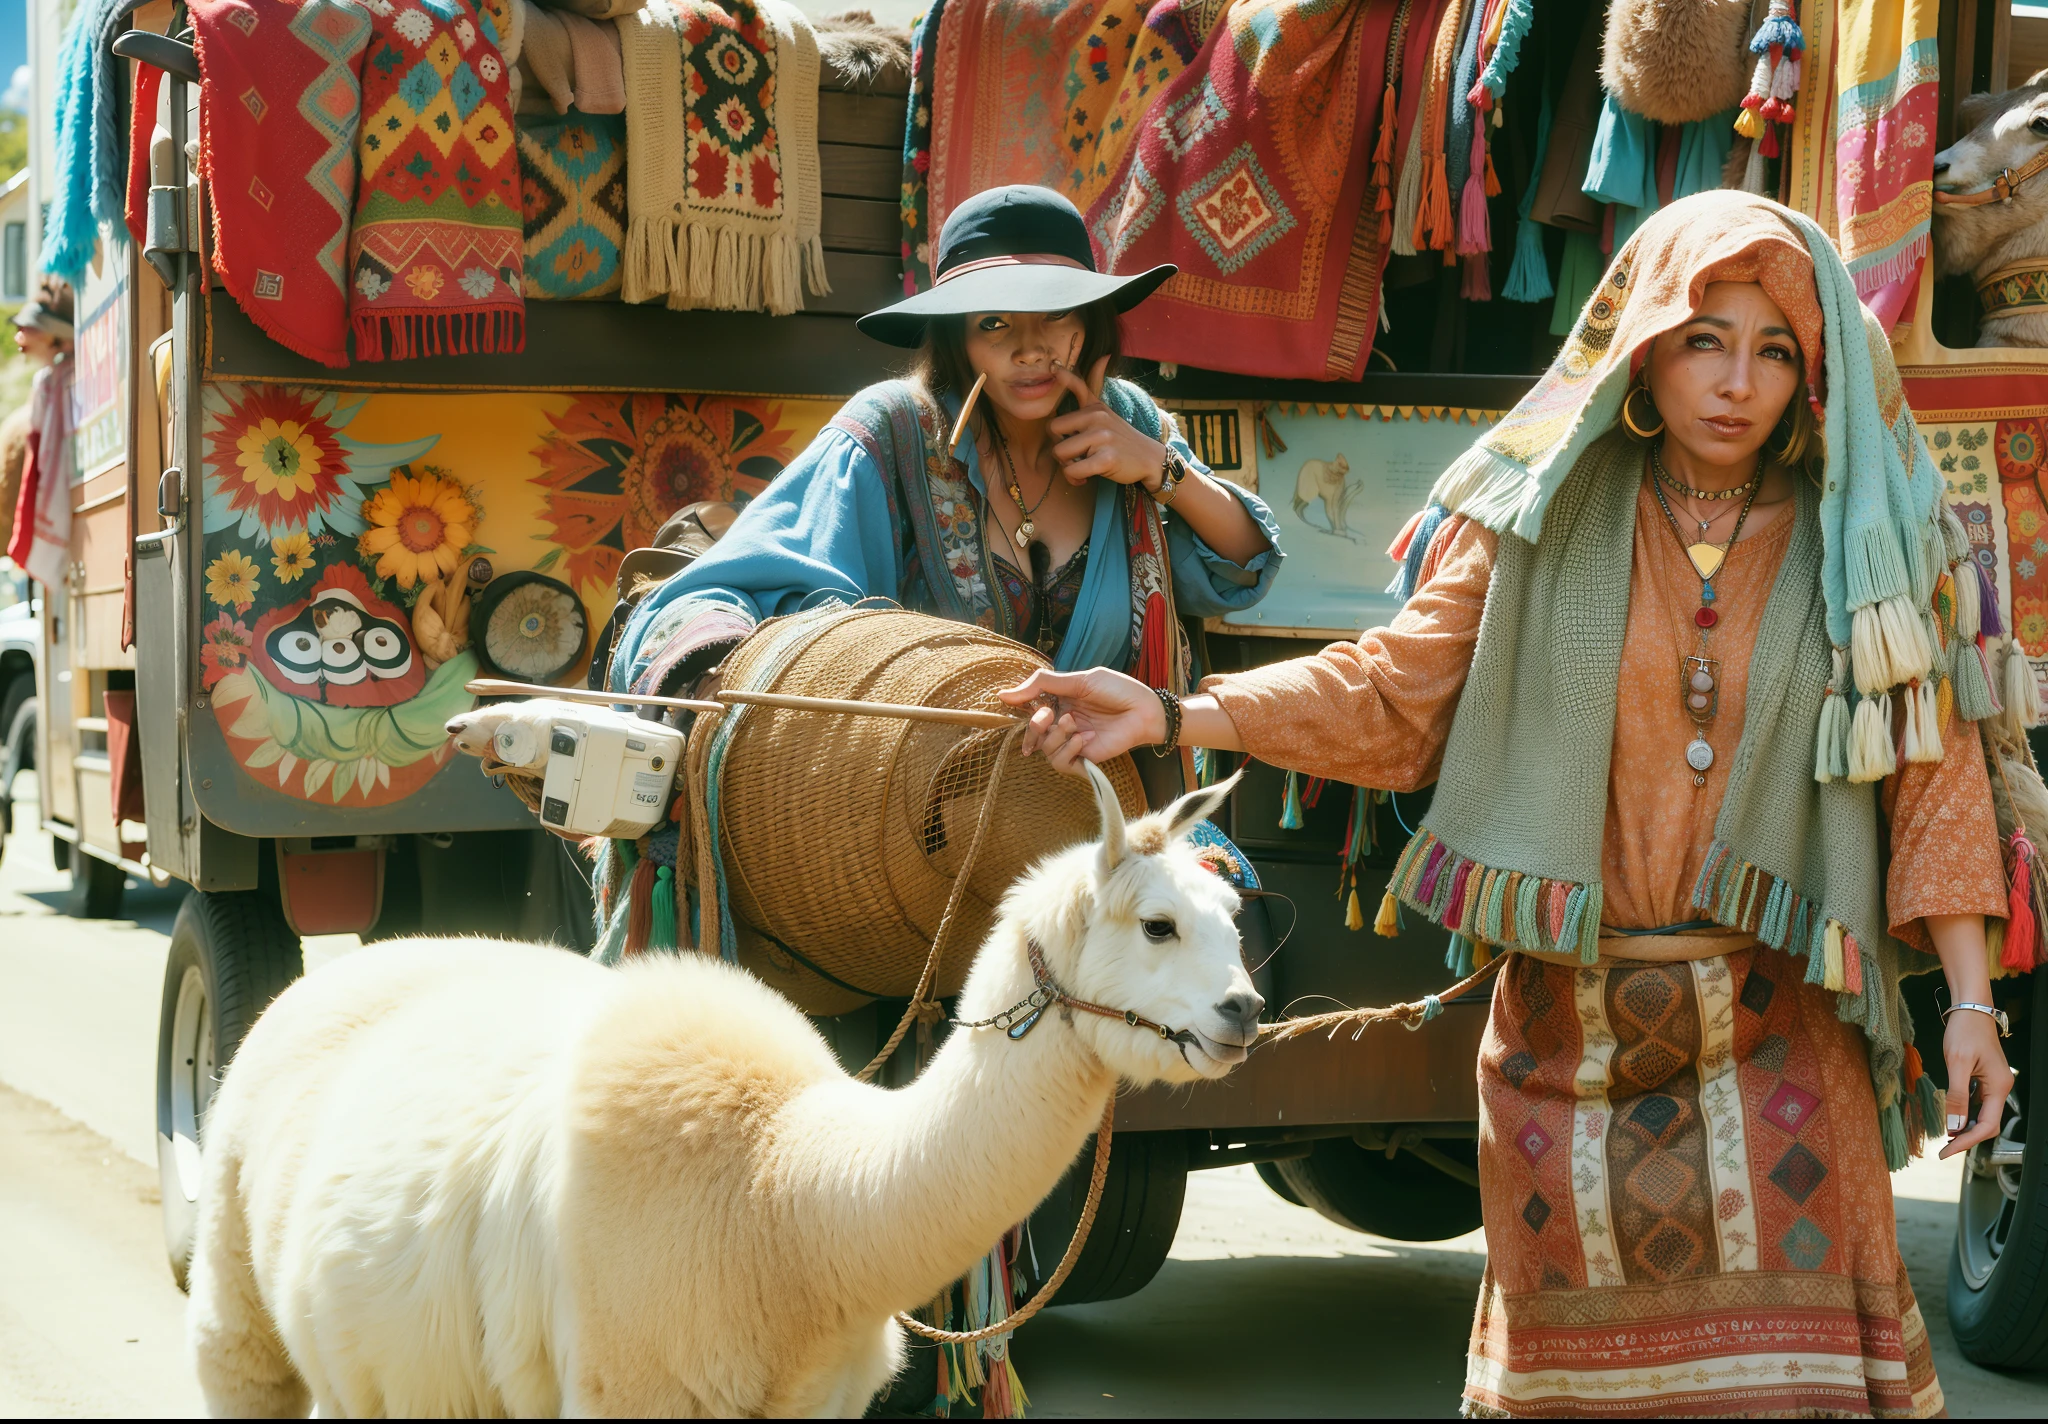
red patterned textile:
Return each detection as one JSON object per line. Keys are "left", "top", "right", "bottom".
{"left": 1085, "top": 0, "right": 1399, "bottom": 381}
{"left": 349, "top": 0, "right": 524, "bottom": 360}
{"left": 191, "top": 0, "right": 372, "bottom": 368}
{"left": 1466, "top": 949, "right": 1944, "bottom": 1418}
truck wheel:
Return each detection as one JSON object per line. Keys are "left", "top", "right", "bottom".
{"left": 66, "top": 848, "right": 126, "bottom": 918}
{"left": 156, "top": 890, "right": 303, "bottom": 1291}
{"left": 1274, "top": 1136, "right": 1484, "bottom": 1242}
{"left": 1948, "top": 962, "right": 2048, "bottom": 1368}
{"left": 1020, "top": 1128, "right": 1187, "bottom": 1306}
{"left": 1254, "top": 1159, "right": 1305, "bottom": 1206}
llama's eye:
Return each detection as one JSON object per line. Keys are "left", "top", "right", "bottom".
{"left": 2032, "top": 114, "right": 2048, "bottom": 138}
{"left": 1142, "top": 918, "right": 1176, "bottom": 942}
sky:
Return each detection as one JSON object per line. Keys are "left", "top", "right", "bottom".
{"left": 0, "top": 0, "right": 22, "bottom": 114}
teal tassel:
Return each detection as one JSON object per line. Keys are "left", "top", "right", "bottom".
{"left": 650, "top": 865, "right": 677, "bottom": 952}
{"left": 1502, "top": 87, "right": 1556, "bottom": 304}
{"left": 1515, "top": 873, "right": 1543, "bottom": 950}
{"left": 1804, "top": 916, "right": 1829, "bottom": 984}
{"left": 1482, "top": 869, "right": 1510, "bottom": 942}
{"left": 1790, "top": 899, "right": 1810, "bottom": 959}
{"left": 1760, "top": 879, "right": 1791, "bottom": 948}
{"left": 1879, "top": 1100, "right": 1910, "bottom": 1171}
{"left": 1955, "top": 636, "right": 1999, "bottom": 722}
{"left": 1559, "top": 885, "right": 1594, "bottom": 963}
{"left": 1814, "top": 690, "right": 1850, "bottom": 781}
{"left": 1280, "top": 770, "right": 1305, "bottom": 830}
{"left": 1445, "top": 932, "right": 1477, "bottom": 978}
{"left": 1915, "top": 1067, "right": 1947, "bottom": 1136}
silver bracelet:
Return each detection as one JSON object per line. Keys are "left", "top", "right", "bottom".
{"left": 1942, "top": 1001, "right": 2012, "bottom": 1038}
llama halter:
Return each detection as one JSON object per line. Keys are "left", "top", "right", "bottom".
{"left": 1932, "top": 147, "right": 2048, "bottom": 207}
{"left": 955, "top": 937, "right": 1181, "bottom": 1043}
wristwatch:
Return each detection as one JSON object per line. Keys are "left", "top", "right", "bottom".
{"left": 1943, "top": 1001, "right": 2012, "bottom": 1037}
{"left": 1152, "top": 448, "right": 1189, "bottom": 506}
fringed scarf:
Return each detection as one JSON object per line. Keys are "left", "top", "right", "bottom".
{"left": 349, "top": 0, "right": 525, "bottom": 360}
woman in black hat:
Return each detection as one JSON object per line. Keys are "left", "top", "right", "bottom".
{"left": 609, "top": 185, "right": 1280, "bottom": 707}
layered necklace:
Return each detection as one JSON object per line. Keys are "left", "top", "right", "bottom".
{"left": 990, "top": 423, "right": 1053, "bottom": 549}
{"left": 1649, "top": 443, "right": 1763, "bottom": 786}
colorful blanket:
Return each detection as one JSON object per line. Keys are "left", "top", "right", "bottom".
{"left": 192, "top": 0, "right": 372, "bottom": 368}
{"left": 518, "top": 111, "right": 628, "bottom": 298}
{"left": 1833, "top": 0, "right": 1941, "bottom": 327}
{"left": 350, "top": 0, "right": 525, "bottom": 360}
{"left": 923, "top": 0, "right": 1209, "bottom": 253}
{"left": 619, "top": 0, "right": 826, "bottom": 314}
{"left": 1088, "top": 0, "right": 1400, "bottom": 381}
{"left": 897, "top": 0, "right": 950, "bottom": 292}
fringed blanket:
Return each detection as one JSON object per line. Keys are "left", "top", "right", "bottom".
{"left": 922, "top": 0, "right": 1211, "bottom": 252}
{"left": 517, "top": 111, "right": 628, "bottom": 298}
{"left": 1467, "top": 951, "right": 1945, "bottom": 1418}
{"left": 896, "top": 0, "right": 949, "bottom": 292}
{"left": 191, "top": 0, "right": 372, "bottom": 368}
{"left": 1832, "top": 0, "right": 1941, "bottom": 328}
{"left": 1087, "top": 0, "right": 1399, "bottom": 381}
{"left": 618, "top": 0, "right": 827, "bottom": 313}
{"left": 350, "top": 0, "right": 525, "bottom": 360}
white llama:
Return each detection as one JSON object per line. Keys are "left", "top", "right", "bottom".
{"left": 187, "top": 765, "right": 1260, "bottom": 1417}
{"left": 1933, "top": 69, "right": 2048, "bottom": 347}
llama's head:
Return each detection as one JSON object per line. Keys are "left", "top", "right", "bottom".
{"left": 1001, "top": 763, "right": 1262, "bottom": 1085}
{"left": 1933, "top": 70, "right": 2048, "bottom": 277}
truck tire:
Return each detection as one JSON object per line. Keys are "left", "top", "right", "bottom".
{"left": 1274, "top": 1136, "right": 1484, "bottom": 1242}
{"left": 156, "top": 890, "right": 303, "bottom": 1291}
{"left": 66, "top": 847, "right": 126, "bottom": 918}
{"left": 1254, "top": 1159, "right": 1305, "bottom": 1206}
{"left": 1948, "top": 961, "right": 2048, "bottom": 1368}
{"left": 1019, "top": 1128, "right": 1187, "bottom": 1306}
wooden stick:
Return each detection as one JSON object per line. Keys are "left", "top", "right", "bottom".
{"left": 465, "top": 678, "right": 725, "bottom": 713}
{"left": 948, "top": 371, "right": 986, "bottom": 451}
{"left": 716, "top": 689, "right": 1021, "bottom": 729}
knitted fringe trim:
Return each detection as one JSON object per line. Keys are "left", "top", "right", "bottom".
{"left": 1390, "top": 829, "right": 1601, "bottom": 964}
{"left": 1690, "top": 839, "right": 1863, "bottom": 992}
{"left": 352, "top": 306, "right": 524, "bottom": 362}
{"left": 624, "top": 216, "right": 827, "bottom": 315}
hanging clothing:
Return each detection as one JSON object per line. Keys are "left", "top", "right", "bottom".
{"left": 1582, "top": 92, "right": 1658, "bottom": 249}
{"left": 6, "top": 356, "right": 77, "bottom": 589}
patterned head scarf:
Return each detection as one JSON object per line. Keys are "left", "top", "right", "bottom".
{"left": 1429, "top": 189, "right": 1948, "bottom": 715}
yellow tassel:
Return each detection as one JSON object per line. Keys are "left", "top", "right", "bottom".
{"left": 1375, "top": 889, "right": 1400, "bottom": 938}
{"left": 1936, "top": 674, "right": 1954, "bottom": 737}
{"left": 1346, "top": 887, "right": 1365, "bottom": 931}
{"left": 1823, "top": 921, "right": 1846, "bottom": 991}
{"left": 1472, "top": 941, "right": 1494, "bottom": 969}
{"left": 1735, "top": 107, "right": 1765, "bottom": 139}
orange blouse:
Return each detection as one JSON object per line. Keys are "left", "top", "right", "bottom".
{"left": 1204, "top": 479, "right": 2007, "bottom": 952}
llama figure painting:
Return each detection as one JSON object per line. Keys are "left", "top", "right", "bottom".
{"left": 185, "top": 767, "right": 1257, "bottom": 1417}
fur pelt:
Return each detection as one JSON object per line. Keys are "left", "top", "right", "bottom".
{"left": 1601, "top": 0, "right": 1754, "bottom": 125}
{"left": 815, "top": 10, "right": 910, "bottom": 93}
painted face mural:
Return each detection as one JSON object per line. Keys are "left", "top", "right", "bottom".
{"left": 250, "top": 567, "right": 424, "bottom": 708}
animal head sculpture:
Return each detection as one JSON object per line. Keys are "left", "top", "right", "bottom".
{"left": 994, "top": 763, "right": 1262, "bottom": 1085}
{"left": 1933, "top": 70, "right": 2048, "bottom": 279}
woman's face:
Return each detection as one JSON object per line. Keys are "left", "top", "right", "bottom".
{"left": 12, "top": 325, "right": 61, "bottom": 365}
{"left": 1644, "top": 281, "right": 1803, "bottom": 470}
{"left": 963, "top": 310, "right": 1087, "bottom": 424}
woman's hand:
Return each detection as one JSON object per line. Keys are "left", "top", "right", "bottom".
{"left": 1048, "top": 356, "right": 1167, "bottom": 489}
{"left": 1940, "top": 1005, "right": 2017, "bottom": 1160}
{"left": 999, "top": 668, "right": 1164, "bottom": 773}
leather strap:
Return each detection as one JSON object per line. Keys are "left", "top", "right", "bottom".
{"left": 1933, "top": 148, "right": 2048, "bottom": 207}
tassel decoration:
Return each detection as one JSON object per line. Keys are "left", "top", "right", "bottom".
{"left": 1901, "top": 680, "right": 1926, "bottom": 763}
{"left": 2007, "top": 643, "right": 2043, "bottom": 730}
{"left": 1880, "top": 1099, "right": 1910, "bottom": 1171}
{"left": 1372, "top": 82, "right": 1399, "bottom": 247}
{"left": 1457, "top": 124, "right": 1493, "bottom": 256}
{"left": 649, "top": 864, "right": 677, "bottom": 952}
{"left": 1280, "top": 769, "right": 1305, "bottom": 830}
{"left": 1847, "top": 693, "right": 1897, "bottom": 782}
{"left": 2005, "top": 827, "right": 2039, "bottom": 972}
{"left": 1955, "top": 634, "right": 2000, "bottom": 721}
{"left": 1375, "top": 888, "right": 1401, "bottom": 937}
{"left": 1954, "top": 554, "right": 1983, "bottom": 640}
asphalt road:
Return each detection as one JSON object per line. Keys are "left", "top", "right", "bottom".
{"left": 3, "top": 786, "right": 2046, "bottom": 1417}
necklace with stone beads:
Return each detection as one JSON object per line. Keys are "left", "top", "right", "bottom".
{"left": 1650, "top": 446, "right": 1764, "bottom": 786}
{"left": 991, "top": 423, "right": 1053, "bottom": 549}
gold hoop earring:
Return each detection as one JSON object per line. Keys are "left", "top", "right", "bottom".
{"left": 1622, "top": 384, "right": 1665, "bottom": 439}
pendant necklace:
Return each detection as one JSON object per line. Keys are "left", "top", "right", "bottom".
{"left": 1650, "top": 446, "right": 1763, "bottom": 786}
{"left": 991, "top": 424, "right": 1052, "bottom": 549}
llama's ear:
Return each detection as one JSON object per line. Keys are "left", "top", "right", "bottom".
{"left": 1161, "top": 767, "right": 1244, "bottom": 845}
{"left": 1085, "top": 759, "right": 1127, "bottom": 872}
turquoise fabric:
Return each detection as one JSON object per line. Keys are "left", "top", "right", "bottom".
{"left": 1547, "top": 229, "right": 1604, "bottom": 336}
{"left": 1674, "top": 113, "right": 1738, "bottom": 200}
{"left": 613, "top": 381, "right": 1281, "bottom": 694}
{"left": 1583, "top": 92, "right": 1657, "bottom": 250}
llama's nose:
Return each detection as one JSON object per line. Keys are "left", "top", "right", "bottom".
{"left": 1214, "top": 989, "right": 1265, "bottom": 1040}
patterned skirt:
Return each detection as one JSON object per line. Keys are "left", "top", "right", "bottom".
{"left": 1464, "top": 948, "right": 1945, "bottom": 1418}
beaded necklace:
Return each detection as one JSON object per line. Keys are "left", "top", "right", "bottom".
{"left": 1650, "top": 448, "right": 1764, "bottom": 786}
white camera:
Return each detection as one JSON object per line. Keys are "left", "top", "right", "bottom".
{"left": 536, "top": 717, "right": 684, "bottom": 839}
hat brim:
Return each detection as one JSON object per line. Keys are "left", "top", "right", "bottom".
{"left": 855, "top": 263, "right": 1177, "bottom": 348}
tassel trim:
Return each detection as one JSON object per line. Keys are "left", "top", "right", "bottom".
{"left": 352, "top": 306, "right": 524, "bottom": 363}
{"left": 1390, "top": 829, "right": 1600, "bottom": 963}
{"left": 1690, "top": 838, "right": 1863, "bottom": 991}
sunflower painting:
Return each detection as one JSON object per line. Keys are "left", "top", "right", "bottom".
{"left": 206, "top": 550, "right": 261, "bottom": 611}
{"left": 359, "top": 467, "right": 480, "bottom": 591}
{"left": 201, "top": 384, "right": 440, "bottom": 543}
{"left": 272, "top": 532, "right": 316, "bottom": 583}
{"left": 530, "top": 394, "right": 803, "bottom": 599}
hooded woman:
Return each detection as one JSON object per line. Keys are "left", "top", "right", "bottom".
{"left": 1002, "top": 190, "right": 2012, "bottom": 1417}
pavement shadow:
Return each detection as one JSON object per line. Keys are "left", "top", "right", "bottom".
{"left": 1015, "top": 1248, "right": 1484, "bottom": 1418}
{"left": 21, "top": 881, "right": 189, "bottom": 937}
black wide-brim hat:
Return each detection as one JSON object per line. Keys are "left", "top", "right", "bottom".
{"left": 856, "top": 185, "right": 1175, "bottom": 348}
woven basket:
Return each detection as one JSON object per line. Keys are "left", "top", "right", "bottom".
{"left": 700, "top": 606, "right": 1146, "bottom": 1006}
